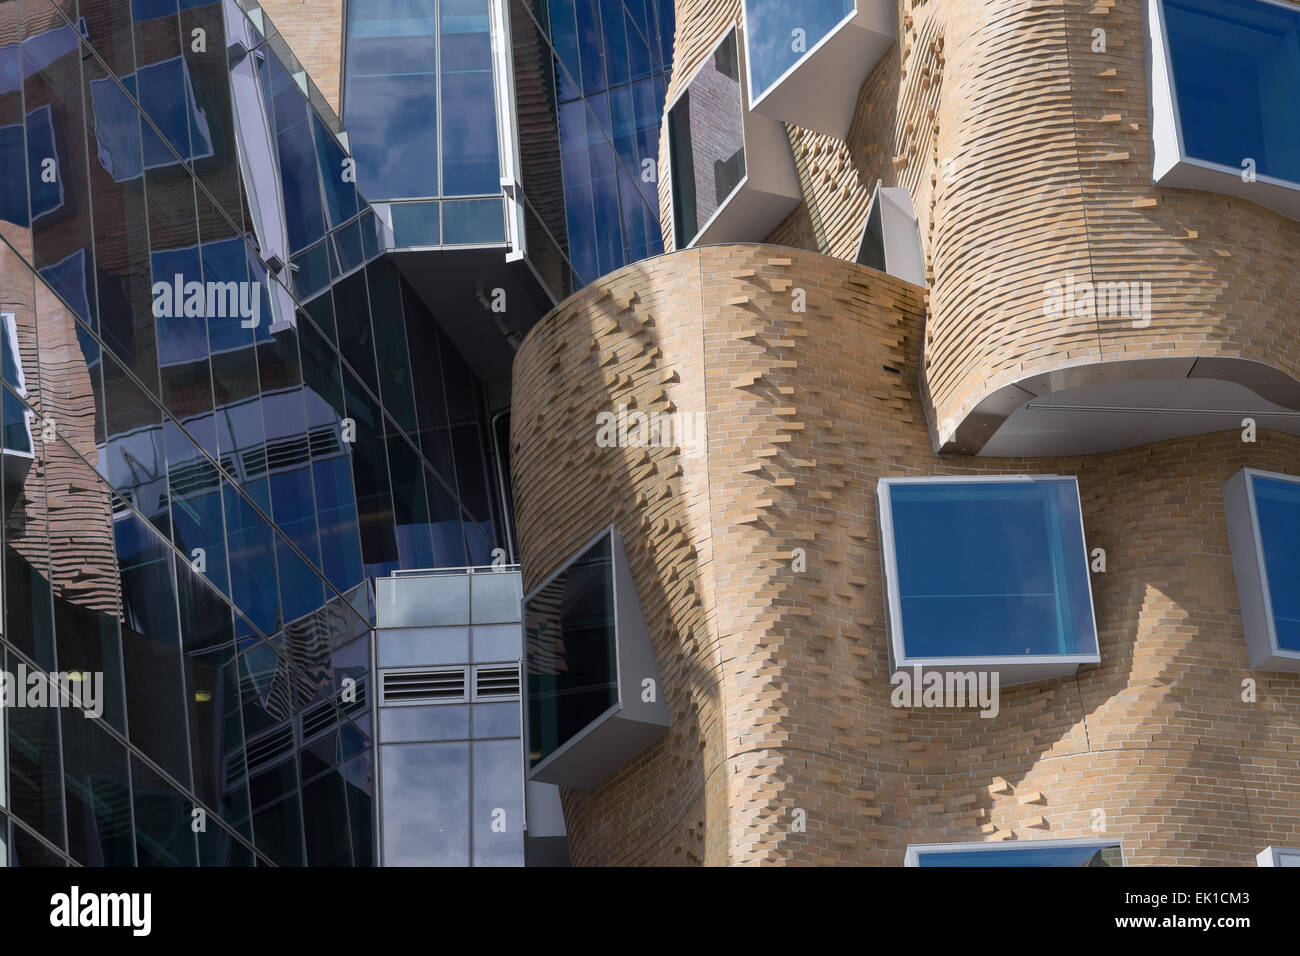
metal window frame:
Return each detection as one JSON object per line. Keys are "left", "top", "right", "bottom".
{"left": 1222, "top": 467, "right": 1300, "bottom": 671}
{"left": 664, "top": 23, "right": 749, "bottom": 249}
{"left": 876, "top": 474, "right": 1102, "bottom": 684}
{"left": 1147, "top": 0, "right": 1300, "bottom": 216}
{"left": 522, "top": 524, "right": 669, "bottom": 788}
{"left": 1256, "top": 844, "right": 1300, "bottom": 866}
{"left": 904, "top": 836, "right": 1126, "bottom": 867}
{"left": 741, "top": 0, "right": 858, "bottom": 106}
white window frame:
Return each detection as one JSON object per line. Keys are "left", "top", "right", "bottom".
{"left": 905, "top": 837, "right": 1125, "bottom": 867}
{"left": 1256, "top": 845, "right": 1300, "bottom": 866}
{"left": 1222, "top": 467, "right": 1300, "bottom": 672}
{"left": 1147, "top": 0, "right": 1300, "bottom": 220}
{"left": 664, "top": 23, "right": 799, "bottom": 250}
{"left": 877, "top": 474, "right": 1102, "bottom": 685}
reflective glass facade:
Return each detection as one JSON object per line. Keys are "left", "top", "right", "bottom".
{"left": 374, "top": 569, "right": 527, "bottom": 866}
{"left": 1162, "top": 0, "right": 1300, "bottom": 184}
{"left": 342, "top": 0, "right": 673, "bottom": 289}
{"left": 1, "top": 0, "right": 510, "bottom": 866}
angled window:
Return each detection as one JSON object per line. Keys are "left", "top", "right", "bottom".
{"left": 1257, "top": 845, "right": 1300, "bottom": 865}
{"left": 877, "top": 476, "right": 1101, "bottom": 684}
{"left": 1150, "top": 0, "right": 1300, "bottom": 219}
{"left": 524, "top": 528, "right": 668, "bottom": 788}
{"left": 667, "top": 25, "right": 799, "bottom": 249}
{"left": 905, "top": 839, "right": 1123, "bottom": 867}
{"left": 854, "top": 181, "right": 926, "bottom": 286}
{"left": 1222, "top": 469, "right": 1300, "bottom": 671}
{"left": 743, "top": 0, "right": 895, "bottom": 138}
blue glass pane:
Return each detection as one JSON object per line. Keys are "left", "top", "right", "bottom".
{"left": 0, "top": 120, "right": 28, "bottom": 226}
{"left": 1163, "top": 0, "right": 1300, "bottom": 183}
{"left": 266, "top": 55, "right": 327, "bottom": 252}
{"left": 133, "top": 0, "right": 178, "bottom": 20}
{"left": 151, "top": 244, "right": 210, "bottom": 366}
{"left": 441, "top": 0, "right": 501, "bottom": 195}
{"left": 223, "top": 480, "right": 281, "bottom": 635}
{"left": 442, "top": 198, "right": 505, "bottom": 243}
{"left": 887, "top": 479, "right": 1096, "bottom": 658}
{"left": 916, "top": 844, "right": 1121, "bottom": 867}
{"left": 313, "top": 114, "right": 357, "bottom": 227}
{"left": 745, "top": 0, "right": 854, "bottom": 99}
{"left": 391, "top": 201, "right": 441, "bottom": 246}
{"left": 25, "top": 105, "right": 63, "bottom": 219}
{"left": 136, "top": 57, "right": 214, "bottom": 168}
{"left": 345, "top": 0, "right": 439, "bottom": 199}
{"left": 165, "top": 418, "right": 230, "bottom": 597}
{"left": 36, "top": 249, "right": 93, "bottom": 324}
{"left": 346, "top": 74, "right": 440, "bottom": 199}
{"left": 1252, "top": 475, "right": 1300, "bottom": 651}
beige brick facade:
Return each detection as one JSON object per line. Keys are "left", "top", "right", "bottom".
{"left": 660, "top": 0, "right": 1300, "bottom": 454}
{"left": 511, "top": 244, "right": 1300, "bottom": 865}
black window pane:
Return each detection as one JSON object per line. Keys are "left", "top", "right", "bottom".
{"left": 525, "top": 532, "right": 616, "bottom": 766}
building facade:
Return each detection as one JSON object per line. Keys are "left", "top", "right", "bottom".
{"left": 6, "top": 0, "right": 1298, "bottom": 869}
{"left": 0, "top": 0, "right": 524, "bottom": 866}
{"left": 509, "top": 0, "right": 1300, "bottom": 866}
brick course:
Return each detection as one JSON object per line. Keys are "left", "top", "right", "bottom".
{"left": 511, "top": 244, "right": 1300, "bottom": 865}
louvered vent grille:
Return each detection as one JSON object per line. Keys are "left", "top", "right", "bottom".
{"left": 382, "top": 668, "right": 466, "bottom": 703}
{"left": 474, "top": 664, "right": 520, "bottom": 699}
{"left": 244, "top": 724, "right": 295, "bottom": 773}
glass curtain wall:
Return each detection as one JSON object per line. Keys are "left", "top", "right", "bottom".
{"left": 0, "top": 0, "right": 506, "bottom": 866}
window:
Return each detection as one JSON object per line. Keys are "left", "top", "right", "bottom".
{"left": 526, "top": 532, "right": 618, "bottom": 768}
{"left": 524, "top": 527, "right": 668, "bottom": 788}
{"left": 665, "top": 24, "right": 801, "bottom": 248}
{"left": 668, "top": 28, "right": 746, "bottom": 248}
{"left": 89, "top": 58, "right": 215, "bottom": 183}
{"left": 906, "top": 839, "right": 1124, "bottom": 867}
{"left": 1256, "top": 845, "right": 1300, "bottom": 866}
{"left": 1222, "top": 469, "right": 1300, "bottom": 671}
{"left": 1150, "top": 0, "right": 1300, "bottom": 218}
{"left": 343, "top": 0, "right": 503, "bottom": 203}
{"left": 877, "top": 476, "right": 1100, "bottom": 683}
{"left": 744, "top": 0, "right": 855, "bottom": 101}
{"left": 854, "top": 181, "right": 927, "bottom": 286}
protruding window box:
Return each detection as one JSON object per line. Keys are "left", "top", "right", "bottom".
{"left": 743, "top": 0, "right": 896, "bottom": 139}
{"left": 855, "top": 181, "right": 927, "bottom": 287}
{"left": 1149, "top": 0, "right": 1300, "bottom": 221}
{"left": 877, "top": 476, "right": 1101, "bottom": 687}
{"left": 667, "top": 25, "right": 800, "bottom": 249}
{"left": 1256, "top": 845, "right": 1300, "bottom": 866}
{"left": 524, "top": 528, "right": 668, "bottom": 789}
{"left": 1222, "top": 469, "right": 1300, "bottom": 672}
{"left": 905, "top": 838, "right": 1124, "bottom": 867}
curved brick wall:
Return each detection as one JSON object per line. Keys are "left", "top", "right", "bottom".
{"left": 661, "top": 0, "right": 1300, "bottom": 453}
{"left": 511, "top": 244, "right": 1300, "bottom": 865}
